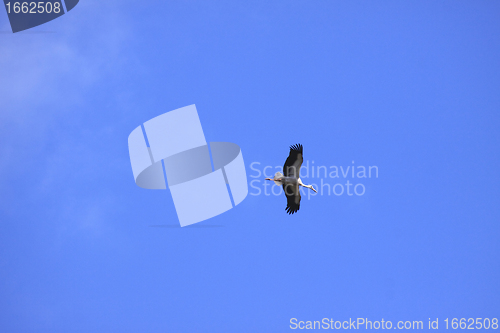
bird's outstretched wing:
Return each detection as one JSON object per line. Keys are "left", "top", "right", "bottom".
{"left": 283, "top": 144, "right": 303, "bottom": 178}
{"left": 283, "top": 183, "right": 301, "bottom": 214}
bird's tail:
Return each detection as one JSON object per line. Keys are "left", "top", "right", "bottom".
{"left": 274, "top": 172, "right": 283, "bottom": 186}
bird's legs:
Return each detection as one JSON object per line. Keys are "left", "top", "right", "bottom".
{"left": 300, "top": 183, "right": 317, "bottom": 193}
{"left": 297, "top": 178, "right": 317, "bottom": 193}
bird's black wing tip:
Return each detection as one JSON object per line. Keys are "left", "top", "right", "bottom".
{"left": 289, "top": 143, "right": 303, "bottom": 153}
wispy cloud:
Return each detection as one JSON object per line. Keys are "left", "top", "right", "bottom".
{"left": 0, "top": 0, "right": 137, "bottom": 231}
{"left": 0, "top": 0, "right": 133, "bottom": 120}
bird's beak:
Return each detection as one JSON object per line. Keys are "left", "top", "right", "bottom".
{"left": 265, "top": 178, "right": 272, "bottom": 181}
{"left": 312, "top": 187, "right": 317, "bottom": 193}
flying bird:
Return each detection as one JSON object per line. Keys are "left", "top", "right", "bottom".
{"left": 265, "top": 144, "right": 317, "bottom": 214}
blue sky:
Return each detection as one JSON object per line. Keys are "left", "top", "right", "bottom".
{"left": 1, "top": 1, "right": 499, "bottom": 331}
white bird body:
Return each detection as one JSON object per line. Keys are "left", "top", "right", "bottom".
{"left": 271, "top": 173, "right": 298, "bottom": 186}
{"left": 265, "top": 144, "right": 317, "bottom": 214}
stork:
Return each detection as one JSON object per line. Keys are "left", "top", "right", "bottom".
{"left": 265, "top": 144, "right": 317, "bottom": 214}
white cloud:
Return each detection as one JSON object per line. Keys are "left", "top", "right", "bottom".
{"left": 0, "top": 0, "right": 137, "bottom": 230}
